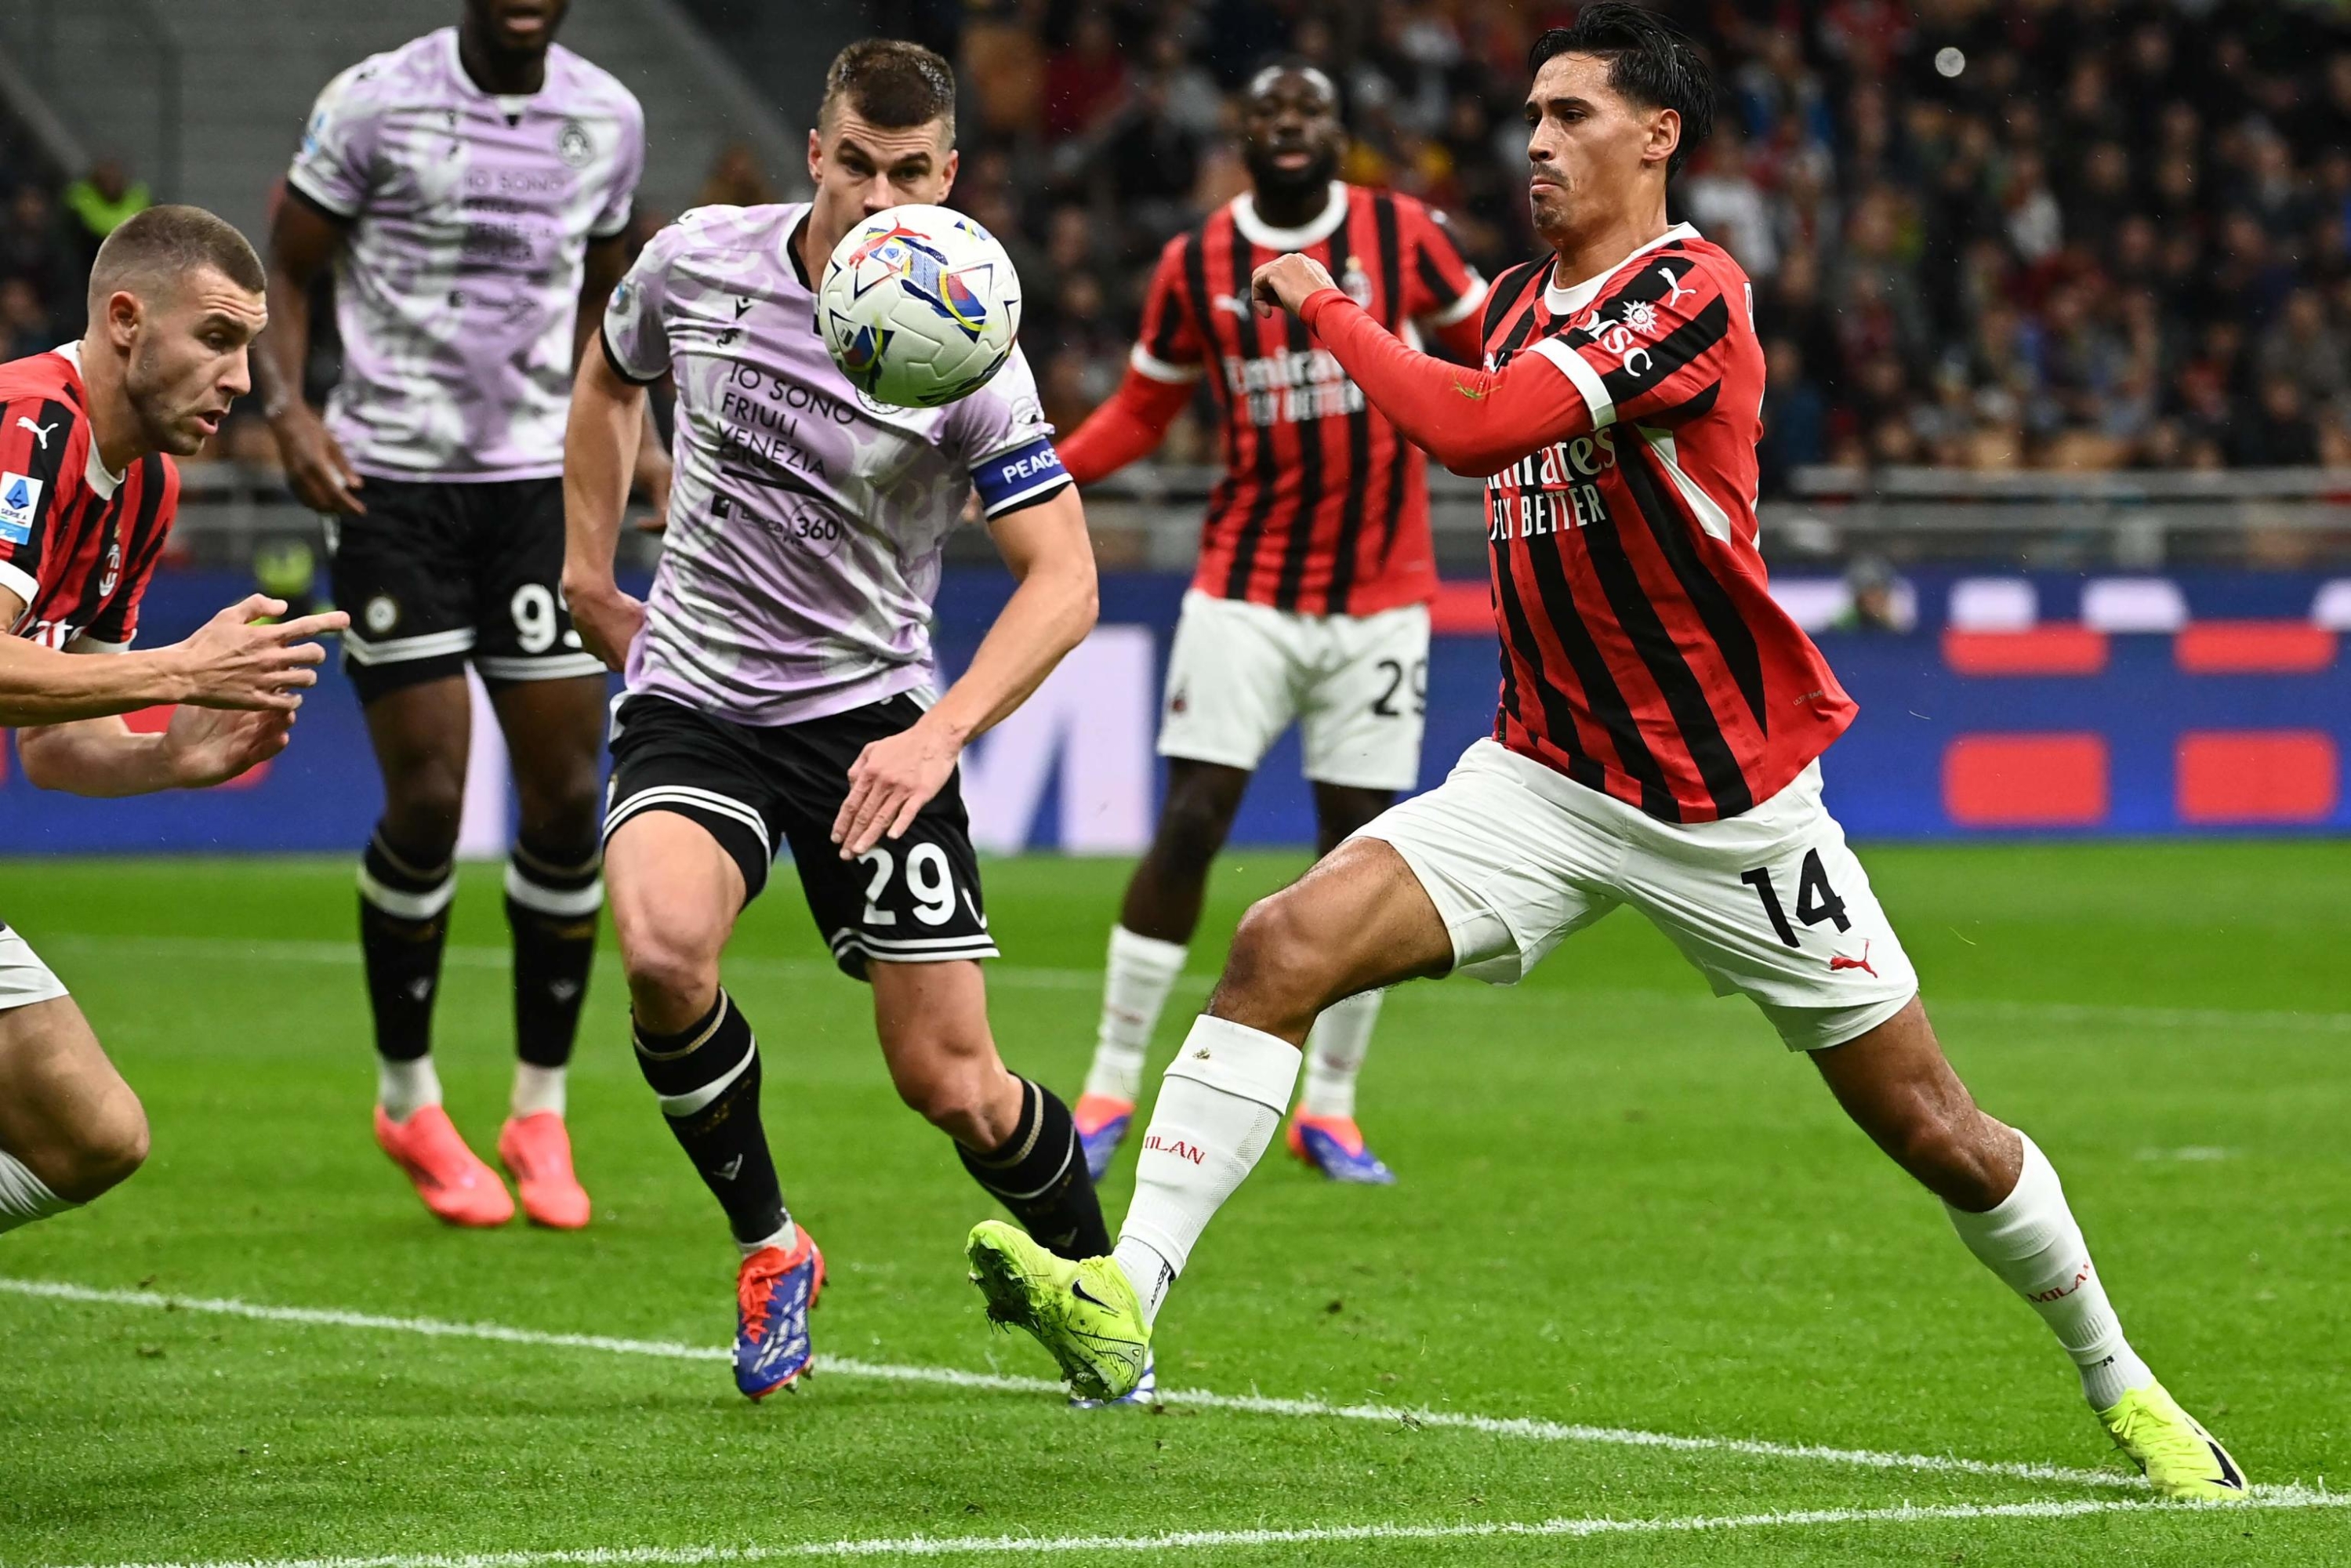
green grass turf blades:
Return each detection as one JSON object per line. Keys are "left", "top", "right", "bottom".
{"left": 1, "top": 846, "right": 2345, "bottom": 1564}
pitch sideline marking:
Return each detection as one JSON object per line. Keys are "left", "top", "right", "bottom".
{"left": 39, "top": 1490, "right": 2351, "bottom": 1568}
{"left": 1, "top": 1276, "right": 2140, "bottom": 1490}
{"left": 35, "top": 932, "right": 2351, "bottom": 1036}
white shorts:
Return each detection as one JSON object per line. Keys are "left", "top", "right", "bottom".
{"left": 1157, "top": 590, "right": 1429, "bottom": 792}
{"left": 1358, "top": 739, "right": 1919, "bottom": 1051}
{"left": 0, "top": 926, "right": 69, "bottom": 1011}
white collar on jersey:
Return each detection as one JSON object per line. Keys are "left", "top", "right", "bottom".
{"left": 1543, "top": 221, "right": 1703, "bottom": 317}
{"left": 49, "top": 340, "right": 125, "bottom": 499}
{"left": 1232, "top": 181, "right": 1350, "bottom": 252}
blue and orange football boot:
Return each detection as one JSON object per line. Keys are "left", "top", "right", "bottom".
{"left": 1073, "top": 1093, "right": 1134, "bottom": 1183}
{"left": 735, "top": 1228, "right": 825, "bottom": 1400}
{"left": 1286, "top": 1111, "right": 1397, "bottom": 1185}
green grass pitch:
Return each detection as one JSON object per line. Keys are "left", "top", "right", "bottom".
{"left": 2, "top": 842, "right": 2346, "bottom": 1565}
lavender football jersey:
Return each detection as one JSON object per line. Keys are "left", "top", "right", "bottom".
{"left": 288, "top": 27, "right": 644, "bottom": 481}
{"left": 602, "top": 202, "right": 1069, "bottom": 728}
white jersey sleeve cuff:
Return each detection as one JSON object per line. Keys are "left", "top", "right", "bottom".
{"left": 1529, "top": 337, "right": 1615, "bottom": 430}
{"left": 1429, "top": 272, "right": 1490, "bottom": 327}
{"left": 285, "top": 165, "right": 361, "bottom": 220}
{"left": 0, "top": 560, "right": 38, "bottom": 613}
{"left": 1129, "top": 343, "right": 1202, "bottom": 384}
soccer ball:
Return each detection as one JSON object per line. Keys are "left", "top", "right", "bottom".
{"left": 818, "top": 205, "right": 1021, "bottom": 409}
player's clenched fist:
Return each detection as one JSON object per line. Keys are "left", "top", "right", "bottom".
{"left": 832, "top": 718, "right": 961, "bottom": 858}
{"left": 1251, "top": 252, "right": 1340, "bottom": 318}
{"left": 564, "top": 577, "right": 646, "bottom": 672}
{"left": 168, "top": 594, "right": 350, "bottom": 711}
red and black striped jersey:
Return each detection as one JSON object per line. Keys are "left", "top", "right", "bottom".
{"left": 1476, "top": 225, "right": 1854, "bottom": 822}
{"left": 1133, "top": 181, "right": 1486, "bottom": 616}
{"left": 0, "top": 345, "right": 178, "bottom": 654}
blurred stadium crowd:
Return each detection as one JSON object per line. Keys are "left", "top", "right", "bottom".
{"left": 920, "top": 0, "right": 2351, "bottom": 485}
{"left": 8, "top": 2, "right": 2351, "bottom": 489}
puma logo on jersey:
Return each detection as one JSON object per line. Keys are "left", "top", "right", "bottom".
{"left": 1829, "top": 940, "right": 1877, "bottom": 978}
{"left": 15, "top": 416, "right": 57, "bottom": 449}
{"left": 1656, "top": 265, "right": 1695, "bottom": 309}
{"left": 1212, "top": 293, "right": 1253, "bottom": 317}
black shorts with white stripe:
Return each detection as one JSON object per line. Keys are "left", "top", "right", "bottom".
{"left": 326, "top": 475, "right": 608, "bottom": 704}
{"left": 603, "top": 692, "right": 997, "bottom": 981}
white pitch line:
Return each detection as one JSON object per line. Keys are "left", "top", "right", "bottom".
{"left": 41, "top": 1490, "right": 2351, "bottom": 1568}
{"left": 0, "top": 1277, "right": 2137, "bottom": 1491}
{"left": 34, "top": 932, "right": 2351, "bottom": 1034}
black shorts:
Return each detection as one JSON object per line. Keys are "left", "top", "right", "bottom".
{"left": 603, "top": 691, "right": 997, "bottom": 980}
{"left": 326, "top": 475, "right": 607, "bottom": 704}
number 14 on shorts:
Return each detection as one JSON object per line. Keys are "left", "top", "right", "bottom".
{"left": 1740, "top": 850, "right": 1849, "bottom": 949}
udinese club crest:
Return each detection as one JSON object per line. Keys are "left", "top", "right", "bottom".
{"left": 557, "top": 119, "right": 593, "bottom": 169}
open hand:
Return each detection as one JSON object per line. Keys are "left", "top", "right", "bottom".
{"left": 174, "top": 596, "right": 350, "bottom": 710}
{"left": 1252, "top": 253, "right": 1340, "bottom": 318}
{"left": 831, "top": 717, "right": 960, "bottom": 858}
{"left": 165, "top": 704, "right": 296, "bottom": 788}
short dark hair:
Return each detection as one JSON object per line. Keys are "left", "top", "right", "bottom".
{"left": 1529, "top": 4, "right": 1714, "bottom": 177}
{"left": 87, "top": 203, "right": 264, "bottom": 311}
{"left": 818, "top": 38, "right": 956, "bottom": 143}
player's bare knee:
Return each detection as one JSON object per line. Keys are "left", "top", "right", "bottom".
{"left": 1216, "top": 892, "right": 1330, "bottom": 1025}
{"left": 379, "top": 779, "right": 464, "bottom": 862}
{"left": 52, "top": 1084, "right": 150, "bottom": 1202}
{"left": 616, "top": 922, "right": 719, "bottom": 1021}
{"left": 1892, "top": 1108, "right": 2008, "bottom": 1210}
{"left": 1154, "top": 788, "right": 1236, "bottom": 877}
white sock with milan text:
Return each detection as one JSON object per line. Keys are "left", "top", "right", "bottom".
{"left": 1113, "top": 1015, "right": 1302, "bottom": 1327}
{"left": 1944, "top": 1131, "right": 2154, "bottom": 1410}
{"left": 1085, "top": 927, "right": 1190, "bottom": 1104}
{"left": 1298, "top": 989, "right": 1384, "bottom": 1120}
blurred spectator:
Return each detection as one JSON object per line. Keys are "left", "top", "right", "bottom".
{"left": 945, "top": 0, "right": 2351, "bottom": 483}
{"left": 62, "top": 158, "right": 151, "bottom": 262}
{"left": 1, "top": 277, "right": 52, "bottom": 361}
{"left": 695, "top": 144, "right": 775, "bottom": 210}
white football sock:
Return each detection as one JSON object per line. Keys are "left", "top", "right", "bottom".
{"left": 1116, "top": 1015, "right": 1301, "bottom": 1327}
{"left": 1083, "top": 926, "right": 1189, "bottom": 1103}
{"left": 510, "top": 1062, "right": 567, "bottom": 1119}
{"left": 1298, "top": 989, "right": 1384, "bottom": 1120}
{"left": 1945, "top": 1131, "right": 2154, "bottom": 1410}
{"left": 377, "top": 1054, "right": 443, "bottom": 1123}
{"left": 0, "top": 1149, "right": 72, "bottom": 1235}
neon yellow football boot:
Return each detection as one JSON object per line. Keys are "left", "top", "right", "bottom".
{"left": 2098, "top": 1381, "right": 2249, "bottom": 1501}
{"left": 966, "top": 1219, "right": 1150, "bottom": 1402}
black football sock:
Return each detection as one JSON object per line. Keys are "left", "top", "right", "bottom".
{"left": 957, "top": 1078, "right": 1111, "bottom": 1260}
{"left": 505, "top": 834, "right": 602, "bottom": 1074}
{"left": 357, "top": 824, "right": 455, "bottom": 1079}
{"left": 634, "top": 989, "right": 790, "bottom": 1247}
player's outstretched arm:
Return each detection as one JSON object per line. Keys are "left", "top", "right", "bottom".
{"left": 831, "top": 485, "right": 1097, "bottom": 858}
{"left": 1252, "top": 254, "right": 1586, "bottom": 477}
{"left": 560, "top": 347, "right": 650, "bottom": 670}
{"left": 0, "top": 590, "right": 342, "bottom": 726}
{"left": 254, "top": 195, "right": 365, "bottom": 516}
{"left": 16, "top": 706, "right": 296, "bottom": 798}
{"left": 1057, "top": 365, "right": 1193, "bottom": 486}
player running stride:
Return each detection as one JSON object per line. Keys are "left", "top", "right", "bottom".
{"left": 253, "top": 0, "right": 651, "bottom": 1229}
{"left": 1059, "top": 62, "right": 1487, "bottom": 1187}
{"left": 0, "top": 208, "right": 348, "bottom": 1237}
{"left": 564, "top": 40, "right": 1112, "bottom": 1400}
{"left": 967, "top": 8, "right": 2247, "bottom": 1501}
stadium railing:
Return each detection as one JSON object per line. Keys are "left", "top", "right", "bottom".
{"left": 164, "top": 461, "right": 2351, "bottom": 574}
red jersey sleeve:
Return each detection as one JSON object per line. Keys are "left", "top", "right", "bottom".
{"left": 0, "top": 393, "right": 82, "bottom": 616}
{"left": 1397, "top": 198, "right": 1488, "bottom": 362}
{"left": 1526, "top": 250, "right": 1739, "bottom": 433}
{"left": 1128, "top": 231, "right": 1207, "bottom": 387}
{"left": 1300, "top": 290, "right": 1586, "bottom": 478}
{"left": 73, "top": 456, "right": 177, "bottom": 652}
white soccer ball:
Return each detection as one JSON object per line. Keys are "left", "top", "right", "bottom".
{"left": 818, "top": 204, "right": 1021, "bottom": 409}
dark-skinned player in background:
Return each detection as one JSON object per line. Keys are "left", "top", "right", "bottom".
{"left": 1060, "top": 61, "right": 1487, "bottom": 1187}
{"left": 251, "top": 0, "right": 660, "bottom": 1231}
{"left": 967, "top": 7, "right": 2248, "bottom": 1503}
{"left": 0, "top": 207, "right": 347, "bottom": 1239}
